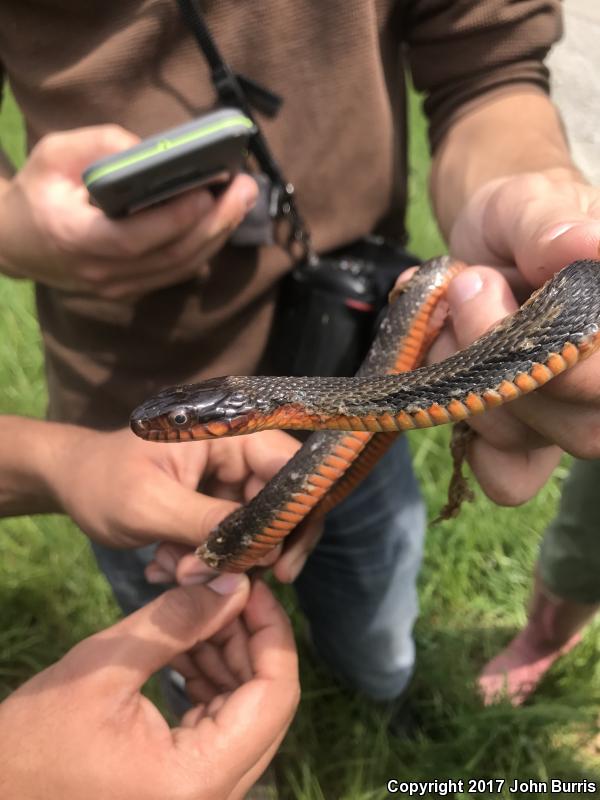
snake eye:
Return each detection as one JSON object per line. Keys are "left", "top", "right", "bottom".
{"left": 169, "top": 408, "right": 193, "bottom": 428}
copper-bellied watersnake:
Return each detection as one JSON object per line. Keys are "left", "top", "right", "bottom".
{"left": 131, "top": 257, "right": 600, "bottom": 571}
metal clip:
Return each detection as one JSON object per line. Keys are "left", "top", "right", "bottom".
{"left": 274, "top": 182, "right": 316, "bottom": 263}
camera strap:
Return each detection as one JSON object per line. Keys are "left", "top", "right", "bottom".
{"left": 176, "top": 0, "right": 316, "bottom": 261}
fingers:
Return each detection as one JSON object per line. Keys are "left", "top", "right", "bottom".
{"left": 77, "top": 188, "right": 215, "bottom": 262}
{"left": 208, "top": 619, "right": 254, "bottom": 683}
{"left": 135, "top": 472, "right": 240, "bottom": 547}
{"left": 207, "top": 431, "right": 302, "bottom": 490}
{"left": 180, "top": 691, "right": 234, "bottom": 727}
{"left": 446, "top": 266, "right": 519, "bottom": 343}
{"left": 243, "top": 430, "right": 303, "bottom": 484}
{"left": 388, "top": 265, "right": 419, "bottom": 300}
{"left": 443, "top": 265, "right": 600, "bottom": 459}
{"left": 28, "top": 126, "right": 258, "bottom": 299}
{"left": 467, "top": 438, "right": 562, "bottom": 506}
{"left": 145, "top": 543, "right": 211, "bottom": 585}
{"left": 430, "top": 266, "right": 543, "bottom": 450}
{"left": 227, "top": 579, "right": 299, "bottom": 705}
{"left": 4, "top": 126, "right": 261, "bottom": 296}
{"left": 79, "top": 172, "right": 258, "bottom": 261}
{"left": 147, "top": 540, "right": 284, "bottom": 587}
{"left": 70, "top": 577, "right": 250, "bottom": 692}
{"left": 530, "top": 219, "right": 600, "bottom": 282}
{"left": 505, "top": 390, "right": 600, "bottom": 460}
{"left": 438, "top": 263, "right": 600, "bottom": 502}
{"left": 75, "top": 250, "right": 214, "bottom": 301}
{"left": 526, "top": 347, "right": 600, "bottom": 406}
{"left": 482, "top": 173, "right": 600, "bottom": 285}
{"left": 176, "top": 618, "right": 254, "bottom": 705}
{"left": 175, "top": 581, "right": 299, "bottom": 781}
{"left": 37, "top": 124, "right": 141, "bottom": 177}
{"left": 273, "top": 517, "right": 324, "bottom": 583}
{"left": 184, "top": 641, "right": 240, "bottom": 695}
{"left": 149, "top": 537, "right": 281, "bottom": 579}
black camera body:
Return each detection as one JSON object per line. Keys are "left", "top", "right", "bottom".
{"left": 268, "top": 237, "right": 418, "bottom": 378}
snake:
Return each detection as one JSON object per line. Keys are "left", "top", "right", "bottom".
{"left": 130, "top": 257, "right": 600, "bottom": 572}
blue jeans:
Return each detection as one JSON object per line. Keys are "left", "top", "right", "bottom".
{"left": 92, "top": 436, "right": 425, "bottom": 702}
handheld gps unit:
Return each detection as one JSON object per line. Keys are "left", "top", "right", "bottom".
{"left": 82, "top": 108, "right": 256, "bottom": 218}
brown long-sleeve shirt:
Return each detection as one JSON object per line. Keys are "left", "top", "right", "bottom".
{"left": 0, "top": 0, "right": 561, "bottom": 428}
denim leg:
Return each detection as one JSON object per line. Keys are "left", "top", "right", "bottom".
{"left": 294, "top": 436, "right": 426, "bottom": 701}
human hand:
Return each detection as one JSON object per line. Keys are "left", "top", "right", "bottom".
{"left": 0, "top": 577, "right": 299, "bottom": 800}
{"left": 435, "top": 171, "right": 600, "bottom": 504}
{"left": 46, "top": 425, "right": 303, "bottom": 563}
{"left": 1, "top": 416, "right": 321, "bottom": 582}
{"left": 0, "top": 125, "right": 257, "bottom": 299}
{"left": 149, "top": 512, "right": 323, "bottom": 587}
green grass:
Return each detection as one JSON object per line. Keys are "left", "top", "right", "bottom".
{"left": 1, "top": 88, "right": 598, "bottom": 798}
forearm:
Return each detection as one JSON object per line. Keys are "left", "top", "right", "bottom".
{"left": 430, "top": 88, "right": 583, "bottom": 239}
{"left": 0, "top": 416, "right": 72, "bottom": 517}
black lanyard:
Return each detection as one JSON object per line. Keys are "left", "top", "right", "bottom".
{"left": 176, "top": 0, "right": 315, "bottom": 261}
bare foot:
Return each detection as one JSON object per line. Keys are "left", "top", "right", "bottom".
{"left": 478, "top": 629, "right": 582, "bottom": 706}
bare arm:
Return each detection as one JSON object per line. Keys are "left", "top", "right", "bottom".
{"left": 0, "top": 416, "right": 60, "bottom": 517}
{"left": 430, "top": 89, "right": 581, "bottom": 239}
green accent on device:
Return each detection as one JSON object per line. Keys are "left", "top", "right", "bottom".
{"left": 82, "top": 108, "right": 256, "bottom": 218}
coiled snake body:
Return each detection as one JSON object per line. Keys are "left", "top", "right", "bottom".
{"left": 131, "top": 257, "right": 600, "bottom": 571}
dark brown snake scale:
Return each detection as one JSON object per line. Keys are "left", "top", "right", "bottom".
{"left": 131, "top": 258, "right": 600, "bottom": 571}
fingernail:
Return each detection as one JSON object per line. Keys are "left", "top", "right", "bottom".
{"left": 177, "top": 558, "right": 212, "bottom": 586}
{"left": 545, "top": 222, "right": 577, "bottom": 241}
{"left": 146, "top": 567, "right": 174, "bottom": 585}
{"left": 449, "top": 270, "right": 483, "bottom": 304}
{"left": 206, "top": 572, "right": 247, "bottom": 595}
{"left": 286, "top": 554, "right": 307, "bottom": 584}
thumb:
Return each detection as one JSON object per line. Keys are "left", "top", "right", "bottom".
{"left": 37, "top": 124, "right": 140, "bottom": 179}
{"left": 243, "top": 430, "right": 302, "bottom": 485}
{"left": 78, "top": 577, "right": 250, "bottom": 692}
{"left": 445, "top": 266, "right": 518, "bottom": 350}
{"left": 441, "top": 266, "right": 549, "bottom": 451}
{"left": 487, "top": 176, "right": 600, "bottom": 285}
{"left": 144, "top": 469, "right": 241, "bottom": 546}
{"left": 527, "top": 220, "right": 600, "bottom": 283}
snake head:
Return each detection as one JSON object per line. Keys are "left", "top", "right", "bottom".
{"left": 129, "top": 377, "right": 260, "bottom": 441}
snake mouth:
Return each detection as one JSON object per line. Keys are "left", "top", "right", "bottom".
{"left": 129, "top": 416, "right": 197, "bottom": 441}
{"left": 130, "top": 412, "right": 254, "bottom": 441}
{"left": 130, "top": 378, "right": 244, "bottom": 440}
